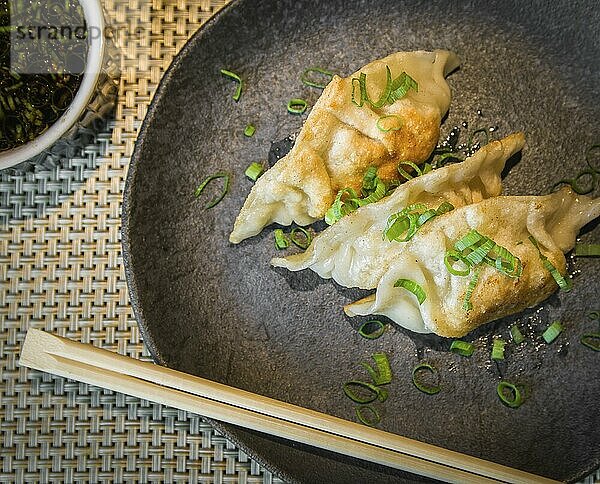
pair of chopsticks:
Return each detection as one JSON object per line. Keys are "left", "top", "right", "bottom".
{"left": 19, "top": 329, "right": 558, "bottom": 484}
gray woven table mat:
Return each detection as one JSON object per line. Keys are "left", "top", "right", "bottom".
{"left": 0, "top": 0, "right": 283, "bottom": 482}
{"left": 0, "top": 0, "right": 598, "bottom": 482}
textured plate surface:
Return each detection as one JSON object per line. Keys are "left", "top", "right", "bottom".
{"left": 122, "top": 0, "right": 600, "bottom": 482}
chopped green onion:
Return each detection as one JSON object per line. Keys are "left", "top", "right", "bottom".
{"left": 287, "top": 98, "right": 308, "bottom": 114}
{"left": 574, "top": 244, "right": 600, "bottom": 257}
{"left": 542, "top": 321, "right": 563, "bottom": 344}
{"left": 497, "top": 381, "right": 523, "bottom": 408}
{"left": 244, "top": 162, "right": 264, "bottom": 181}
{"left": 449, "top": 230, "right": 522, "bottom": 283}
{"left": 290, "top": 227, "right": 312, "bottom": 249}
{"left": 274, "top": 229, "right": 289, "bottom": 250}
{"left": 360, "top": 352, "right": 392, "bottom": 386}
{"left": 454, "top": 230, "right": 483, "bottom": 252}
{"left": 384, "top": 202, "right": 454, "bottom": 243}
{"left": 324, "top": 187, "right": 359, "bottom": 225}
{"left": 356, "top": 178, "right": 387, "bottom": 206}
{"left": 357, "top": 320, "right": 386, "bottom": 340}
{"left": 384, "top": 205, "right": 422, "bottom": 242}
{"left": 388, "top": 71, "right": 418, "bottom": 103}
{"left": 464, "top": 238, "right": 495, "bottom": 266}
{"left": 393, "top": 278, "right": 426, "bottom": 305}
{"left": 244, "top": 124, "right": 256, "bottom": 137}
{"left": 529, "top": 236, "right": 572, "bottom": 291}
{"left": 589, "top": 311, "right": 600, "bottom": 321}
{"left": 343, "top": 380, "right": 388, "bottom": 404}
{"left": 220, "top": 69, "right": 243, "bottom": 102}
{"left": 570, "top": 170, "right": 597, "bottom": 194}
{"left": 436, "top": 201, "right": 454, "bottom": 215}
{"left": 462, "top": 267, "right": 481, "bottom": 311}
{"left": 351, "top": 66, "right": 417, "bottom": 108}
{"left": 397, "top": 160, "right": 423, "bottom": 181}
{"left": 491, "top": 338, "right": 506, "bottom": 361}
{"left": 489, "top": 244, "right": 523, "bottom": 278}
{"left": 325, "top": 168, "right": 390, "bottom": 224}
{"left": 510, "top": 324, "right": 525, "bottom": 344}
{"left": 450, "top": 340, "right": 475, "bottom": 357}
{"left": 194, "top": 173, "right": 230, "bottom": 209}
{"left": 444, "top": 250, "right": 471, "bottom": 276}
{"left": 411, "top": 363, "right": 441, "bottom": 395}
{"left": 301, "top": 67, "right": 334, "bottom": 89}
{"left": 586, "top": 144, "right": 600, "bottom": 172}
{"left": 362, "top": 166, "right": 378, "bottom": 191}
{"left": 355, "top": 405, "right": 381, "bottom": 427}
{"left": 376, "top": 115, "right": 403, "bottom": 132}
{"left": 357, "top": 66, "right": 393, "bottom": 109}
{"left": 580, "top": 333, "right": 600, "bottom": 351}
{"left": 416, "top": 209, "right": 438, "bottom": 227}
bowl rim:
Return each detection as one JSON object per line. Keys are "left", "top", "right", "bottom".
{"left": 0, "top": 0, "right": 106, "bottom": 170}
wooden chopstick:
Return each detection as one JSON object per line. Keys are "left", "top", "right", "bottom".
{"left": 19, "top": 329, "right": 558, "bottom": 484}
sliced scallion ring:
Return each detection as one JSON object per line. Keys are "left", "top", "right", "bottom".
{"left": 580, "top": 333, "right": 600, "bottom": 351}
{"left": 357, "top": 320, "right": 386, "bottom": 340}
{"left": 570, "top": 169, "right": 597, "bottom": 194}
{"left": 355, "top": 405, "right": 381, "bottom": 427}
{"left": 586, "top": 144, "right": 600, "bottom": 172}
{"left": 449, "top": 340, "right": 475, "bottom": 357}
{"left": 290, "top": 227, "right": 312, "bottom": 249}
{"left": 244, "top": 124, "right": 256, "bottom": 137}
{"left": 411, "top": 363, "right": 441, "bottom": 395}
{"left": 542, "top": 321, "right": 563, "bottom": 344}
{"left": 343, "top": 380, "right": 387, "bottom": 404}
{"left": 588, "top": 310, "right": 600, "bottom": 321}
{"left": 394, "top": 278, "right": 426, "bottom": 304}
{"left": 220, "top": 69, "right": 243, "bottom": 102}
{"left": 356, "top": 179, "right": 387, "bottom": 206}
{"left": 301, "top": 67, "right": 334, "bottom": 89}
{"left": 376, "top": 114, "right": 403, "bottom": 132}
{"left": 497, "top": 381, "right": 523, "bottom": 408}
{"left": 444, "top": 250, "right": 472, "bottom": 276}
{"left": 287, "top": 98, "right": 308, "bottom": 114}
{"left": 194, "top": 173, "right": 230, "bottom": 209}
{"left": 397, "top": 161, "right": 422, "bottom": 181}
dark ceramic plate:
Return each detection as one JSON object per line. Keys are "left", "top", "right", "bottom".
{"left": 122, "top": 0, "right": 600, "bottom": 482}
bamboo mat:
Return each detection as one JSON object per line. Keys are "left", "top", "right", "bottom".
{"left": 0, "top": 0, "right": 598, "bottom": 483}
{"left": 0, "top": 0, "right": 283, "bottom": 482}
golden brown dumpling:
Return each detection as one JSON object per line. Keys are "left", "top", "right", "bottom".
{"left": 229, "top": 50, "right": 460, "bottom": 243}
{"left": 345, "top": 189, "right": 600, "bottom": 337}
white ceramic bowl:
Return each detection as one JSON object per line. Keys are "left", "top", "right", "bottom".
{"left": 0, "top": 0, "right": 105, "bottom": 170}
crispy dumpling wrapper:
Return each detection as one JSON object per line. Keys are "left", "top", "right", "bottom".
{"left": 345, "top": 189, "right": 600, "bottom": 337}
{"left": 272, "top": 133, "right": 525, "bottom": 289}
{"left": 230, "top": 50, "right": 460, "bottom": 243}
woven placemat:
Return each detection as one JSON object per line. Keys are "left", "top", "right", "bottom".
{"left": 0, "top": 1, "right": 598, "bottom": 483}
{"left": 0, "top": 0, "right": 283, "bottom": 482}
